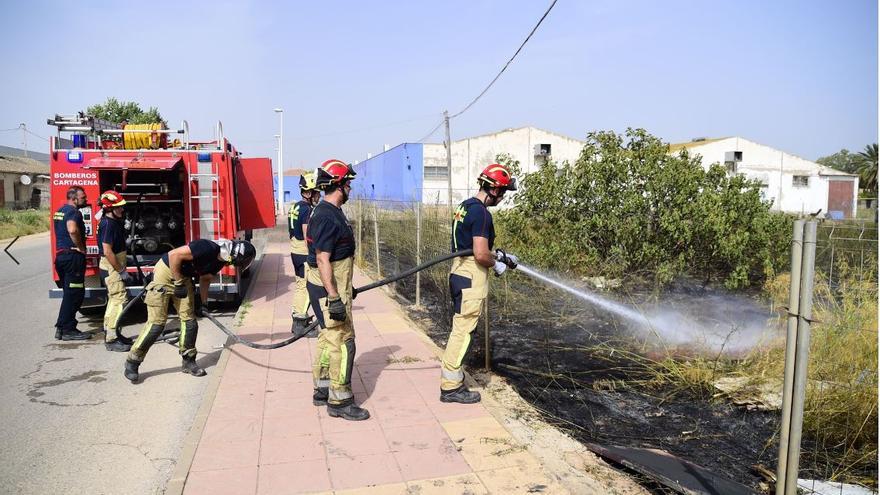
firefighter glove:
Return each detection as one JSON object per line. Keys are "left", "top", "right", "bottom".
{"left": 327, "top": 296, "right": 346, "bottom": 321}
{"left": 118, "top": 270, "right": 133, "bottom": 284}
{"left": 494, "top": 249, "right": 518, "bottom": 269}
{"left": 493, "top": 260, "right": 508, "bottom": 277}
{"left": 172, "top": 280, "right": 188, "bottom": 299}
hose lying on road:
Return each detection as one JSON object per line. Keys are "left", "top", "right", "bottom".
{"left": 117, "top": 248, "right": 476, "bottom": 350}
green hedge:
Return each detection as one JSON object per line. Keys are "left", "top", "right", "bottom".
{"left": 496, "top": 129, "right": 792, "bottom": 289}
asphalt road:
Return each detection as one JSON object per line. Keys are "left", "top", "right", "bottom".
{"left": 0, "top": 232, "right": 262, "bottom": 494}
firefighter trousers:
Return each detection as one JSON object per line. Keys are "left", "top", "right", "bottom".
{"left": 100, "top": 252, "right": 128, "bottom": 342}
{"left": 128, "top": 260, "right": 197, "bottom": 363}
{"left": 307, "top": 256, "right": 355, "bottom": 405}
{"left": 54, "top": 250, "right": 86, "bottom": 333}
{"left": 441, "top": 256, "right": 488, "bottom": 391}
{"left": 290, "top": 238, "right": 310, "bottom": 318}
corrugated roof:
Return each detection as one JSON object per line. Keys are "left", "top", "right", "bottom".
{"left": 283, "top": 168, "right": 306, "bottom": 177}
{"left": 0, "top": 155, "right": 49, "bottom": 174}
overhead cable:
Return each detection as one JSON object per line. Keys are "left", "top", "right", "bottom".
{"left": 450, "top": 0, "right": 559, "bottom": 119}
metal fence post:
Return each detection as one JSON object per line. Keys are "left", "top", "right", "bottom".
{"left": 782, "top": 220, "right": 817, "bottom": 495}
{"left": 356, "top": 201, "right": 364, "bottom": 265}
{"left": 415, "top": 201, "right": 422, "bottom": 307}
{"left": 775, "top": 219, "right": 804, "bottom": 495}
{"left": 373, "top": 203, "right": 381, "bottom": 278}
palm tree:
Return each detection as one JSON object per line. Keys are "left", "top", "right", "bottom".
{"left": 856, "top": 143, "right": 878, "bottom": 193}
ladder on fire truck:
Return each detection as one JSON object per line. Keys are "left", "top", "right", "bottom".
{"left": 188, "top": 122, "right": 225, "bottom": 244}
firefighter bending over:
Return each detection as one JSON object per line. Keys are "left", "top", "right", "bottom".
{"left": 53, "top": 186, "right": 91, "bottom": 341}
{"left": 441, "top": 164, "right": 518, "bottom": 404}
{"left": 97, "top": 190, "right": 134, "bottom": 352}
{"left": 123, "top": 239, "right": 256, "bottom": 382}
{"left": 290, "top": 171, "right": 320, "bottom": 337}
{"left": 307, "top": 159, "right": 369, "bottom": 421}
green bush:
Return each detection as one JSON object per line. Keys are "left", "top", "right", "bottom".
{"left": 0, "top": 208, "right": 50, "bottom": 239}
{"left": 496, "top": 128, "right": 792, "bottom": 289}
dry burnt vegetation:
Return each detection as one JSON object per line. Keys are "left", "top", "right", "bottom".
{"left": 348, "top": 129, "right": 878, "bottom": 489}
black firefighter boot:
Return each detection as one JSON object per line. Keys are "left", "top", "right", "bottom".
{"left": 181, "top": 356, "right": 207, "bottom": 377}
{"left": 180, "top": 320, "right": 205, "bottom": 377}
{"left": 105, "top": 340, "right": 131, "bottom": 352}
{"left": 124, "top": 359, "right": 140, "bottom": 383}
{"left": 312, "top": 387, "right": 329, "bottom": 406}
{"left": 327, "top": 400, "right": 370, "bottom": 421}
{"left": 440, "top": 385, "right": 481, "bottom": 404}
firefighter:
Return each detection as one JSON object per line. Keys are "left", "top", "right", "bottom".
{"left": 123, "top": 239, "right": 256, "bottom": 383}
{"left": 307, "top": 159, "right": 369, "bottom": 421}
{"left": 289, "top": 171, "right": 320, "bottom": 337}
{"left": 440, "top": 164, "right": 518, "bottom": 403}
{"left": 52, "top": 186, "right": 91, "bottom": 341}
{"left": 97, "top": 190, "right": 133, "bottom": 352}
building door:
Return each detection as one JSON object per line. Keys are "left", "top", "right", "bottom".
{"left": 0, "top": 180, "right": 4, "bottom": 206}
{"left": 827, "top": 179, "right": 855, "bottom": 219}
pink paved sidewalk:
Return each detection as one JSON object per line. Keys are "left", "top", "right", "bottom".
{"left": 182, "top": 237, "right": 565, "bottom": 494}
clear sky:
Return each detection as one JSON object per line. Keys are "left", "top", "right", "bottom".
{"left": 0, "top": 0, "right": 876, "bottom": 169}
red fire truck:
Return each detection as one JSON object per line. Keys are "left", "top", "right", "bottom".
{"left": 47, "top": 113, "right": 275, "bottom": 307}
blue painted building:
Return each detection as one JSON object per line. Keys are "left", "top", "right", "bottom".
{"left": 350, "top": 143, "right": 423, "bottom": 202}
{"left": 273, "top": 169, "right": 307, "bottom": 205}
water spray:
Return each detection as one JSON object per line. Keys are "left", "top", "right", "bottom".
{"left": 517, "top": 264, "right": 652, "bottom": 328}
{"left": 514, "top": 263, "right": 773, "bottom": 354}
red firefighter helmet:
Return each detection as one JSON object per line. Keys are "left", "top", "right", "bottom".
{"left": 315, "top": 159, "right": 356, "bottom": 190}
{"left": 99, "top": 190, "right": 127, "bottom": 209}
{"left": 477, "top": 164, "right": 517, "bottom": 191}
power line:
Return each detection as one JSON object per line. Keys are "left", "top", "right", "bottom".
{"left": 23, "top": 128, "right": 49, "bottom": 141}
{"left": 449, "top": 0, "right": 559, "bottom": 119}
{"left": 0, "top": 127, "right": 22, "bottom": 133}
{"left": 416, "top": 118, "right": 445, "bottom": 143}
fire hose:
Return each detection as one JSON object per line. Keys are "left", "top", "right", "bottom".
{"left": 116, "top": 248, "right": 476, "bottom": 350}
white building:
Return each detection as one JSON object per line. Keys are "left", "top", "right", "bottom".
{"left": 352, "top": 129, "right": 857, "bottom": 218}
{"left": 671, "top": 137, "right": 859, "bottom": 218}
{"left": 421, "top": 126, "right": 585, "bottom": 204}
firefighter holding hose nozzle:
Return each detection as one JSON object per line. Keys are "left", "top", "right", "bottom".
{"left": 441, "top": 164, "right": 518, "bottom": 404}
{"left": 123, "top": 239, "right": 256, "bottom": 383}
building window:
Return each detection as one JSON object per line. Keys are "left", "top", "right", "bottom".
{"left": 792, "top": 176, "right": 809, "bottom": 188}
{"left": 424, "top": 166, "right": 448, "bottom": 179}
{"left": 534, "top": 143, "right": 551, "bottom": 156}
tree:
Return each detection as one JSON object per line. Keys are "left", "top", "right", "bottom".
{"left": 817, "top": 149, "right": 860, "bottom": 174}
{"left": 495, "top": 129, "right": 792, "bottom": 289}
{"left": 856, "top": 143, "right": 878, "bottom": 193}
{"left": 86, "top": 97, "right": 165, "bottom": 125}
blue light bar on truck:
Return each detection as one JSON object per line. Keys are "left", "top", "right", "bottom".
{"left": 67, "top": 151, "right": 83, "bottom": 163}
{"left": 198, "top": 152, "right": 212, "bottom": 162}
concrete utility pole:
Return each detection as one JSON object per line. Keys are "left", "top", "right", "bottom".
{"left": 20, "top": 123, "right": 28, "bottom": 159}
{"left": 274, "top": 109, "right": 284, "bottom": 216}
{"left": 444, "top": 110, "right": 452, "bottom": 206}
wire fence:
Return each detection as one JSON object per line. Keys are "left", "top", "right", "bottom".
{"left": 344, "top": 196, "right": 879, "bottom": 491}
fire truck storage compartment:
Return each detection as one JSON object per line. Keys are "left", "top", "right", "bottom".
{"left": 99, "top": 166, "right": 187, "bottom": 264}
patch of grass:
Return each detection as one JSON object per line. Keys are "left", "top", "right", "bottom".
{"left": 0, "top": 208, "right": 49, "bottom": 239}
{"left": 235, "top": 300, "right": 253, "bottom": 327}
{"left": 730, "top": 263, "right": 876, "bottom": 484}
{"left": 387, "top": 355, "right": 422, "bottom": 364}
